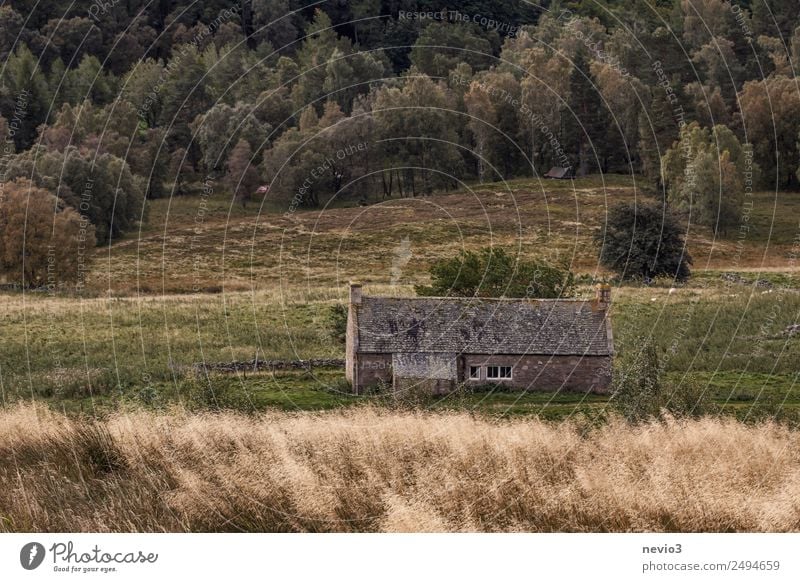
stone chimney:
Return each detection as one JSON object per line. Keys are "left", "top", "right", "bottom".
{"left": 595, "top": 283, "right": 611, "bottom": 308}
{"left": 349, "top": 282, "right": 362, "bottom": 305}
{"left": 346, "top": 282, "right": 362, "bottom": 392}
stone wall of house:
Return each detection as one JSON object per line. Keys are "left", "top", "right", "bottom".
{"left": 462, "top": 353, "right": 612, "bottom": 393}
{"left": 354, "top": 353, "right": 393, "bottom": 393}
{"left": 345, "top": 306, "right": 358, "bottom": 386}
{"left": 392, "top": 352, "right": 457, "bottom": 380}
{"left": 345, "top": 286, "right": 361, "bottom": 389}
{"left": 352, "top": 352, "right": 612, "bottom": 394}
{"left": 394, "top": 377, "right": 456, "bottom": 396}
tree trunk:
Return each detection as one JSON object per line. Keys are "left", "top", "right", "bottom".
{"left": 579, "top": 140, "right": 590, "bottom": 177}
{"left": 477, "top": 138, "right": 485, "bottom": 184}
{"left": 530, "top": 119, "right": 536, "bottom": 176}
{"left": 382, "top": 170, "right": 392, "bottom": 199}
{"left": 241, "top": 0, "right": 255, "bottom": 49}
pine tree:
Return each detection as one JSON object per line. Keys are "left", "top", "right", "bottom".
{"left": 563, "top": 50, "right": 609, "bottom": 175}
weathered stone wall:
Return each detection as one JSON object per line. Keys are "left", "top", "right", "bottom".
{"left": 345, "top": 304, "right": 359, "bottom": 386}
{"left": 462, "top": 353, "right": 612, "bottom": 393}
{"left": 352, "top": 352, "right": 612, "bottom": 394}
{"left": 193, "top": 358, "right": 344, "bottom": 374}
{"left": 354, "top": 353, "right": 393, "bottom": 393}
{"left": 392, "top": 352, "right": 457, "bottom": 380}
{"left": 393, "top": 377, "right": 456, "bottom": 396}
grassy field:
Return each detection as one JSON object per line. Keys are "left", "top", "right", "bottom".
{"left": 1, "top": 283, "right": 797, "bottom": 418}
{"left": 0, "top": 175, "right": 798, "bottom": 418}
{"left": 2, "top": 404, "right": 799, "bottom": 532}
{"left": 87, "top": 174, "right": 800, "bottom": 295}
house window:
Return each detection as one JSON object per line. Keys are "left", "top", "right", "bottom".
{"left": 468, "top": 366, "right": 481, "bottom": 380}
{"left": 486, "top": 365, "right": 512, "bottom": 380}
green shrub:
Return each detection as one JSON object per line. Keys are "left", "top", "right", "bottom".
{"left": 596, "top": 201, "right": 691, "bottom": 282}
{"left": 415, "top": 247, "right": 574, "bottom": 298}
{"left": 322, "top": 376, "right": 353, "bottom": 395}
{"left": 660, "top": 378, "right": 717, "bottom": 417}
{"left": 613, "top": 339, "right": 716, "bottom": 421}
{"left": 184, "top": 379, "right": 244, "bottom": 410}
{"left": 327, "top": 304, "right": 348, "bottom": 344}
{"left": 611, "top": 338, "right": 663, "bottom": 422}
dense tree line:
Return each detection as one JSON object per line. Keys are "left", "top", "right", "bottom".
{"left": 1, "top": 0, "right": 800, "bottom": 286}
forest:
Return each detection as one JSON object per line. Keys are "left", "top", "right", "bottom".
{"left": 0, "top": 0, "right": 798, "bottom": 287}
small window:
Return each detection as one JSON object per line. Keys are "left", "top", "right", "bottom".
{"left": 469, "top": 366, "right": 481, "bottom": 380}
{"left": 486, "top": 365, "right": 512, "bottom": 380}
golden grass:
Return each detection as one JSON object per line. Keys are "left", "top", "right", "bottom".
{"left": 2, "top": 404, "right": 799, "bottom": 532}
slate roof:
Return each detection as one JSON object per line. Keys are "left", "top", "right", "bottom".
{"left": 355, "top": 297, "right": 612, "bottom": 356}
{"left": 545, "top": 166, "right": 572, "bottom": 179}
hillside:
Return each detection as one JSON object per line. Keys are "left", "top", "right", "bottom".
{"left": 88, "top": 176, "right": 800, "bottom": 296}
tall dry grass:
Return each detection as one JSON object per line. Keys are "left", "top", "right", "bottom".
{"left": 1, "top": 404, "right": 799, "bottom": 532}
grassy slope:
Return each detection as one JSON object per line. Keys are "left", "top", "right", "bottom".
{"left": 1, "top": 176, "right": 798, "bottom": 417}
{"left": 88, "top": 174, "right": 800, "bottom": 295}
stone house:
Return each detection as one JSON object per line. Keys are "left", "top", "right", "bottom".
{"left": 345, "top": 283, "right": 614, "bottom": 395}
